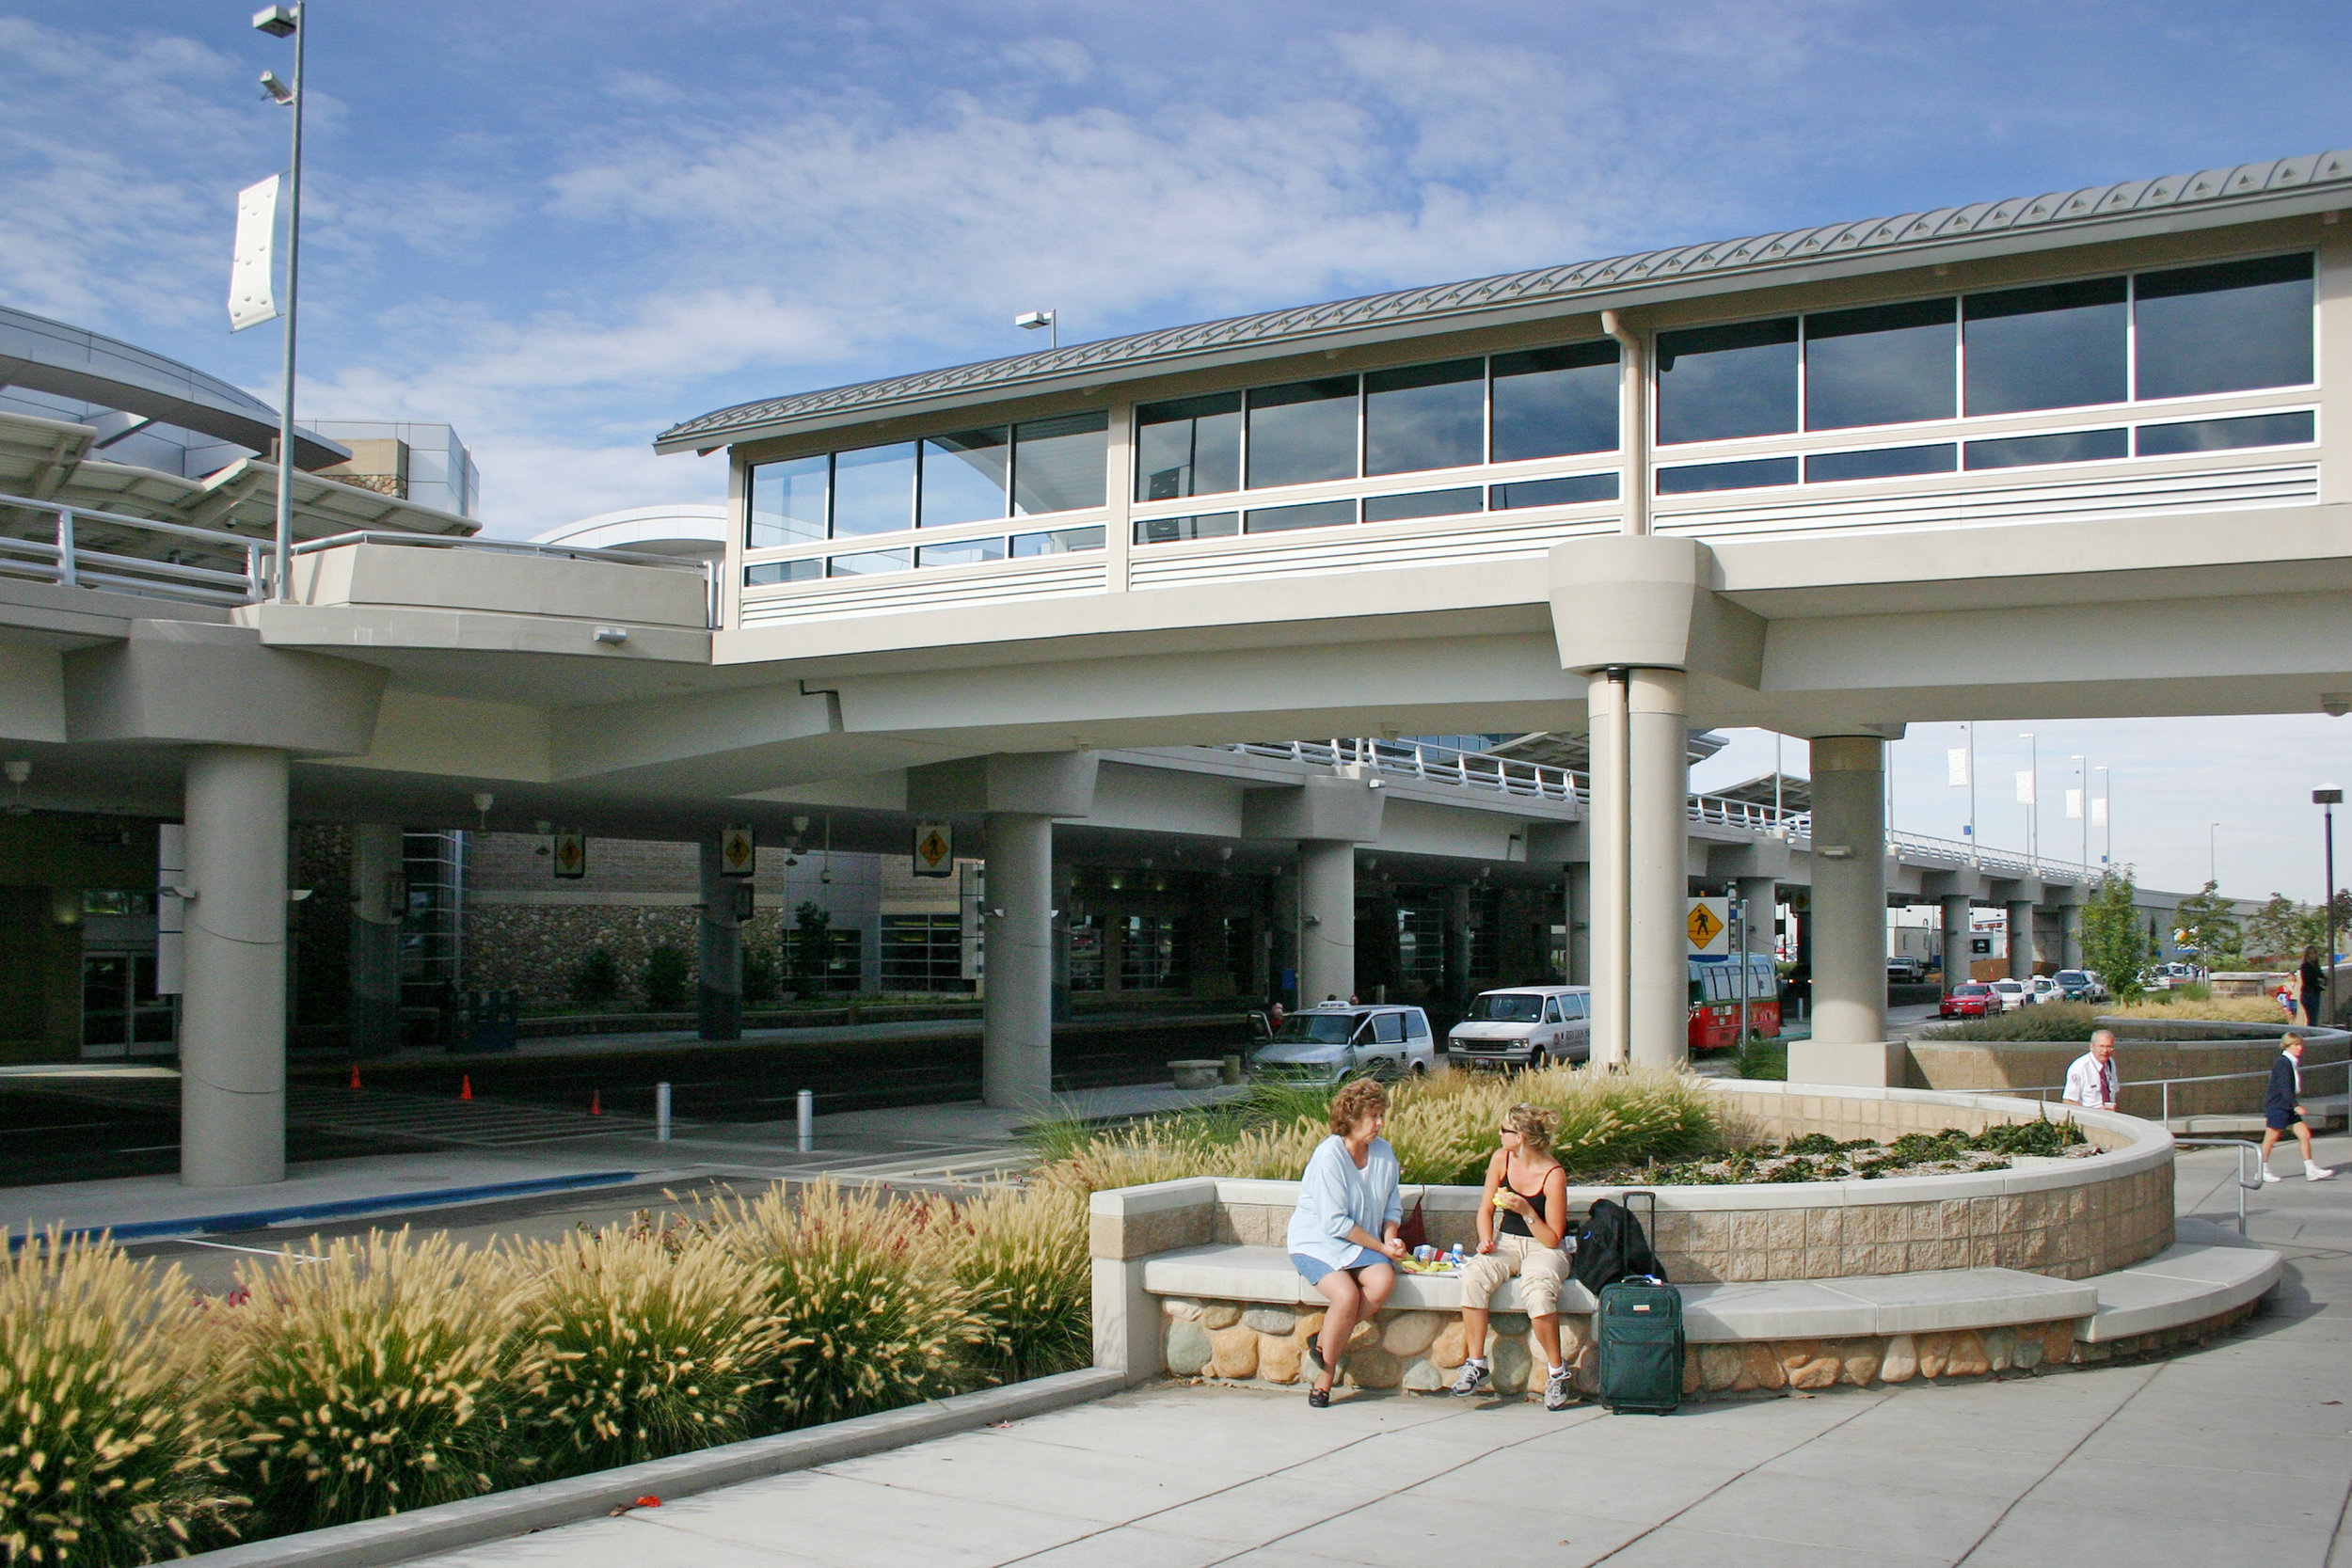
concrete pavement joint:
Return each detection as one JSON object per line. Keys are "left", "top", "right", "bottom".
{"left": 1942, "top": 1362, "right": 2167, "bottom": 1566}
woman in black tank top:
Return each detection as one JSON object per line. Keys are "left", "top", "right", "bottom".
{"left": 1450, "top": 1102, "right": 1576, "bottom": 1407}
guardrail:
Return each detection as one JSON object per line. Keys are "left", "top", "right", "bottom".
{"left": 1886, "top": 828, "right": 2101, "bottom": 883}
{"left": 2170, "top": 1137, "right": 2266, "bottom": 1234}
{"left": 1997, "top": 1057, "right": 2349, "bottom": 1131}
{"left": 288, "top": 530, "right": 707, "bottom": 573}
{"left": 0, "top": 491, "right": 269, "bottom": 605}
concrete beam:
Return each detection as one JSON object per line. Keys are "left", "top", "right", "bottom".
{"left": 64, "top": 622, "right": 384, "bottom": 755}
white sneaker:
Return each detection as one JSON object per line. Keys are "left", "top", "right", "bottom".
{"left": 2309, "top": 1165, "right": 2336, "bottom": 1181}
{"left": 2263, "top": 1169, "right": 2283, "bottom": 1183}
{"left": 1448, "top": 1360, "right": 1491, "bottom": 1396}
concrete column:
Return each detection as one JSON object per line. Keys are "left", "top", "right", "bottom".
{"left": 1586, "top": 672, "right": 1629, "bottom": 1066}
{"left": 2061, "top": 904, "right": 2083, "bottom": 969}
{"left": 1565, "top": 863, "right": 1591, "bottom": 985}
{"left": 1051, "top": 863, "right": 1074, "bottom": 1022}
{"left": 697, "top": 840, "right": 742, "bottom": 1040}
{"left": 1444, "top": 882, "right": 1473, "bottom": 1006}
{"left": 181, "top": 745, "right": 288, "bottom": 1188}
{"left": 1940, "top": 895, "right": 1973, "bottom": 992}
{"left": 1795, "top": 736, "right": 1891, "bottom": 1085}
{"left": 1628, "top": 669, "right": 1690, "bottom": 1070}
{"left": 2007, "top": 899, "right": 2037, "bottom": 980}
{"left": 1298, "top": 840, "right": 1356, "bottom": 1006}
{"left": 349, "top": 823, "right": 403, "bottom": 1056}
{"left": 1268, "top": 865, "right": 1297, "bottom": 1007}
{"left": 982, "top": 813, "right": 1054, "bottom": 1108}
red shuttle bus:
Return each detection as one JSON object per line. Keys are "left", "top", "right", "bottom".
{"left": 1689, "top": 953, "right": 1781, "bottom": 1053}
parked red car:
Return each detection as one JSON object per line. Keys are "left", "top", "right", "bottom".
{"left": 1939, "top": 982, "right": 1998, "bottom": 1019}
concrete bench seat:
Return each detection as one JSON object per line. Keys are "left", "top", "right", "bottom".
{"left": 1141, "top": 1243, "right": 1597, "bottom": 1315}
{"left": 2080, "top": 1219, "right": 2282, "bottom": 1342}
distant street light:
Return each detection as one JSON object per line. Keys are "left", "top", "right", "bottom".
{"left": 2018, "top": 732, "right": 2038, "bottom": 867}
{"left": 1014, "top": 309, "right": 1058, "bottom": 350}
{"left": 2318, "top": 786, "right": 2343, "bottom": 1016}
{"left": 2209, "top": 821, "right": 2220, "bottom": 888}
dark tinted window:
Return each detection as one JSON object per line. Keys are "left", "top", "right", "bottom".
{"left": 1657, "top": 455, "right": 1799, "bottom": 494}
{"left": 1245, "top": 499, "right": 1356, "bottom": 533}
{"left": 1490, "top": 473, "right": 1616, "bottom": 509}
{"left": 1012, "top": 412, "right": 1106, "bottom": 515}
{"left": 1963, "top": 278, "right": 2126, "bottom": 415}
{"left": 748, "top": 454, "right": 827, "bottom": 547}
{"left": 2134, "top": 254, "right": 2313, "bottom": 400}
{"left": 1804, "top": 299, "right": 1956, "bottom": 430}
{"left": 1963, "top": 428, "right": 2127, "bottom": 469}
{"left": 1491, "top": 341, "right": 1618, "bottom": 460}
{"left": 1362, "top": 487, "right": 1482, "bottom": 523}
{"left": 918, "top": 429, "right": 1007, "bottom": 528}
{"left": 831, "top": 443, "right": 917, "bottom": 536}
{"left": 1804, "top": 443, "right": 1957, "bottom": 483}
{"left": 2135, "top": 410, "right": 2314, "bottom": 456}
{"left": 1373, "top": 1011, "right": 1405, "bottom": 1043}
{"left": 1134, "top": 512, "right": 1240, "bottom": 545}
{"left": 1363, "top": 359, "right": 1483, "bottom": 475}
{"left": 1136, "top": 393, "right": 1240, "bottom": 500}
{"left": 1248, "top": 377, "right": 1359, "bottom": 487}
{"left": 1656, "top": 318, "right": 1798, "bottom": 444}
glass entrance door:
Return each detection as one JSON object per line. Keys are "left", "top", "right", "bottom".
{"left": 81, "top": 952, "right": 174, "bottom": 1057}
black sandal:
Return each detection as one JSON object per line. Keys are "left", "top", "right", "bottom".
{"left": 1308, "top": 1384, "right": 1330, "bottom": 1408}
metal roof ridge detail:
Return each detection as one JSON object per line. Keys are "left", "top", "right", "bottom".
{"left": 658, "top": 148, "right": 2352, "bottom": 452}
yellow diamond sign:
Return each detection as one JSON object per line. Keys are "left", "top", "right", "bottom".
{"left": 1686, "top": 899, "right": 1726, "bottom": 953}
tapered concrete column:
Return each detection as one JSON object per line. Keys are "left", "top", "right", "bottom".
{"left": 1627, "top": 669, "right": 1691, "bottom": 1069}
{"left": 698, "top": 840, "right": 742, "bottom": 1041}
{"left": 2007, "top": 900, "right": 2037, "bottom": 980}
{"left": 983, "top": 812, "right": 1054, "bottom": 1108}
{"left": 1941, "top": 895, "right": 1974, "bottom": 991}
{"left": 1565, "top": 864, "right": 1591, "bottom": 985}
{"left": 1792, "top": 736, "right": 1893, "bottom": 1086}
{"left": 349, "top": 823, "right": 404, "bottom": 1056}
{"left": 1444, "top": 882, "right": 1473, "bottom": 1006}
{"left": 2060, "top": 905, "right": 2082, "bottom": 969}
{"left": 1298, "top": 840, "right": 1357, "bottom": 1006}
{"left": 181, "top": 745, "right": 288, "bottom": 1188}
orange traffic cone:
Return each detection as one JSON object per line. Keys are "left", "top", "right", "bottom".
{"left": 460, "top": 1075, "right": 473, "bottom": 1101}
{"left": 348, "top": 1065, "right": 362, "bottom": 1090}
{"left": 589, "top": 1091, "right": 601, "bottom": 1116}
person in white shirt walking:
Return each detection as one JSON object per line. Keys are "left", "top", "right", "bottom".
{"left": 2061, "top": 1030, "right": 2121, "bottom": 1113}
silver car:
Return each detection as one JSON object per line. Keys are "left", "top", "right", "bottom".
{"left": 1249, "top": 1004, "right": 1438, "bottom": 1084}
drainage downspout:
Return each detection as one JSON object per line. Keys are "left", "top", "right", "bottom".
{"left": 1599, "top": 309, "right": 1649, "bottom": 538}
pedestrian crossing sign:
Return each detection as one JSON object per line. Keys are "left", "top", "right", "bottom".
{"left": 914, "top": 820, "right": 954, "bottom": 879}
{"left": 1686, "top": 898, "right": 1728, "bottom": 954}
{"left": 721, "top": 824, "right": 755, "bottom": 877}
{"left": 552, "top": 831, "right": 586, "bottom": 879}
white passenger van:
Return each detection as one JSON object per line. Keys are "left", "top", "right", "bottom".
{"left": 1445, "top": 986, "right": 1592, "bottom": 1069}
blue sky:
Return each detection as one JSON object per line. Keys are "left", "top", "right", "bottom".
{"left": 5, "top": 1, "right": 2351, "bottom": 902}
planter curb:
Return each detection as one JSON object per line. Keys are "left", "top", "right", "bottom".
{"left": 172, "top": 1368, "right": 1126, "bottom": 1568}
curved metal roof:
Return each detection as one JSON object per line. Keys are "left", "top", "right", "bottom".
{"left": 0, "top": 305, "right": 349, "bottom": 469}
{"left": 659, "top": 150, "right": 2352, "bottom": 454}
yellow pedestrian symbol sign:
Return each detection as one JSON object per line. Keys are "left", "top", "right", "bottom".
{"left": 720, "top": 824, "right": 755, "bottom": 878}
{"left": 913, "top": 820, "right": 954, "bottom": 879}
{"left": 1686, "top": 899, "right": 1727, "bottom": 954}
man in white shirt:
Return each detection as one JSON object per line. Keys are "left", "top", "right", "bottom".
{"left": 2062, "top": 1030, "right": 2120, "bottom": 1113}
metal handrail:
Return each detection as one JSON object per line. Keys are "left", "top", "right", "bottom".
{"left": 1993, "top": 1056, "right": 2347, "bottom": 1127}
{"left": 2170, "top": 1137, "right": 2265, "bottom": 1234}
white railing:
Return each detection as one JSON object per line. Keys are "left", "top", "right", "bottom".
{"left": 0, "top": 492, "right": 269, "bottom": 605}
{"left": 1886, "top": 829, "right": 2101, "bottom": 883}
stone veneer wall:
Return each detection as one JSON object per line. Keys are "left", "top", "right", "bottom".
{"left": 1160, "top": 1297, "right": 2256, "bottom": 1402}
{"left": 463, "top": 905, "right": 788, "bottom": 1008}
{"left": 1907, "top": 1031, "right": 2349, "bottom": 1121}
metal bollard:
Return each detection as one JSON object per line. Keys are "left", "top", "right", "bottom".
{"left": 798, "top": 1088, "right": 814, "bottom": 1152}
{"left": 655, "top": 1081, "right": 672, "bottom": 1143}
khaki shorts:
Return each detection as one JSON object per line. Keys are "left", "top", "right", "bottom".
{"left": 1458, "top": 1233, "right": 1569, "bottom": 1317}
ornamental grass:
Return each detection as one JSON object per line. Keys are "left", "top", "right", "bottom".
{"left": 215, "top": 1230, "right": 537, "bottom": 1532}
{"left": 0, "top": 1230, "right": 239, "bottom": 1565}
{"left": 917, "top": 1184, "right": 1092, "bottom": 1383}
{"left": 508, "top": 1223, "right": 800, "bottom": 1480}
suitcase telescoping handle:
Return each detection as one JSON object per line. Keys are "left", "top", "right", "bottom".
{"left": 1623, "top": 1189, "right": 1660, "bottom": 1281}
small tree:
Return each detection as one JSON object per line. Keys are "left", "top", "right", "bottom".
{"left": 2079, "top": 869, "right": 2151, "bottom": 1000}
{"left": 2170, "top": 881, "right": 2241, "bottom": 966}
{"left": 789, "top": 900, "right": 834, "bottom": 995}
{"left": 570, "top": 947, "right": 622, "bottom": 1006}
{"left": 643, "top": 943, "right": 691, "bottom": 1009}
{"left": 2242, "top": 894, "right": 2304, "bottom": 964}
{"left": 742, "top": 940, "right": 780, "bottom": 1005}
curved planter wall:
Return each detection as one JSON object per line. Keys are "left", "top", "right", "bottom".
{"left": 1907, "top": 1022, "right": 2347, "bottom": 1122}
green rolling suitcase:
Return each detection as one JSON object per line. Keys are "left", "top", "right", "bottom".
{"left": 1596, "top": 1193, "right": 1681, "bottom": 1414}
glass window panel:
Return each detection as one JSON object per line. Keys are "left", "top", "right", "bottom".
{"left": 828, "top": 548, "right": 912, "bottom": 576}
{"left": 830, "top": 442, "right": 916, "bottom": 537}
{"left": 1963, "top": 428, "right": 2128, "bottom": 469}
{"left": 1491, "top": 341, "right": 1618, "bottom": 461}
{"left": 1246, "top": 377, "right": 1359, "bottom": 488}
{"left": 1656, "top": 456, "right": 1799, "bottom": 494}
{"left": 915, "top": 538, "right": 1006, "bottom": 568}
{"left": 1009, "top": 524, "right": 1104, "bottom": 556}
{"left": 1803, "top": 443, "right": 1958, "bottom": 483}
{"left": 1012, "top": 411, "right": 1108, "bottom": 515}
{"left": 918, "top": 428, "right": 1008, "bottom": 527}
{"left": 2134, "top": 254, "right": 2313, "bottom": 400}
{"left": 1963, "top": 278, "right": 2126, "bottom": 415}
{"left": 1134, "top": 512, "right": 1241, "bottom": 545}
{"left": 2134, "top": 409, "right": 2314, "bottom": 456}
{"left": 1363, "top": 358, "right": 1483, "bottom": 476}
{"left": 1489, "top": 473, "right": 1617, "bottom": 510}
{"left": 1804, "top": 299, "right": 1956, "bottom": 430}
{"left": 1656, "top": 318, "right": 1799, "bottom": 444}
{"left": 1244, "top": 499, "right": 1357, "bottom": 533}
{"left": 747, "top": 454, "right": 827, "bottom": 547}
{"left": 1361, "top": 486, "right": 1482, "bottom": 523}
{"left": 1136, "top": 393, "right": 1241, "bottom": 500}
{"left": 743, "top": 559, "right": 821, "bottom": 587}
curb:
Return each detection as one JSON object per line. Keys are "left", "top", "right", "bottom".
{"left": 10, "top": 1171, "right": 640, "bottom": 1247}
{"left": 173, "top": 1367, "right": 1127, "bottom": 1568}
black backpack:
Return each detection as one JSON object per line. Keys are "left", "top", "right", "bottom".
{"left": 1571, "top": 1194, "right": 1666, "bottom": 1291}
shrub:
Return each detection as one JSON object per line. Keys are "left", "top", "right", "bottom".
{"left": 0, "top": 1230, "right": 240, "bottom": 1564}
{"left": 919, "top": 1186, "right": 1092, "bottom": 1383}
{"left": 642, "top": 945, "right": 691, "bottom": 1009}
{"left": 215, "top": 1232, "right": 536, "bottom": 1531}
{"left": 709, "top": 1181, "right": 981, "bottom": 1428}
{"left": 741, "top": 942, "right": 781, "bottom": 1006}
{"left": 509, "top": 1225, "right": 797, "bottom": 1480}
{"left": 1921, "top": 1002, "right": 2100, "bottom": 1042}
{"left": 569, "top": 948, "right": 622, "bottom": 1006}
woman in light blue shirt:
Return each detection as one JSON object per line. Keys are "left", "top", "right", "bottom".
{"left": 1287, "top": 1077, "right": 1406, "bottom": 1407}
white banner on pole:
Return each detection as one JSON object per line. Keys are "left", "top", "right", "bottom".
{"left": 229, "top": 174, "right": 283, "bottom": 331}
{"left": 2065, "top": 788, "right": 2083, "bottom": 820}
{"left": 2090, "top": 797, "right": 2108, "bottom": 827}
{"left": 1947, "top": 748, "right": 1969, "bottom": 786}
{"left": 2014, "top": 770, "right": 2036, "bottom": 805}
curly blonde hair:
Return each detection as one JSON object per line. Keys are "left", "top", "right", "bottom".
{"left": 1502, "top": 1102, "right": 1560, "bottom": 1152}
{"left": 1327, "top": 1077, "right": 1390, "bottom": 1136}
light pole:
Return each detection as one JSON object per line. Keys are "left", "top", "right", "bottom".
{"left": 1015, "top": 309, "right": 1058, "bottom": 350}
{"left": 254, "top": 3, "right": 305, "bottom": 602}
{"left": 2208, "top": 822, "right": 2220, "bottom": 888}
{"left": 2318, "top": 786, "right": 2342, "bottom": 1022}
{"left": 2095, "top": 766, "right": 2112, "bottom": 865}
{"left": 2018, "top": 732, "right": 2038, "bottom": 868}
{"left": 2070, "top": 753, "right": 2088, "bottom": 870}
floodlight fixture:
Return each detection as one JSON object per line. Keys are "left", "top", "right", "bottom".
{"left": 253, "top": 5, "right": 297, "bottom": 37}
{"left": 259, "top": 71, "right": 294, "bottom": 104}
{"left": 1014, "top": 309, "right": 1058, "bottom": 349}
